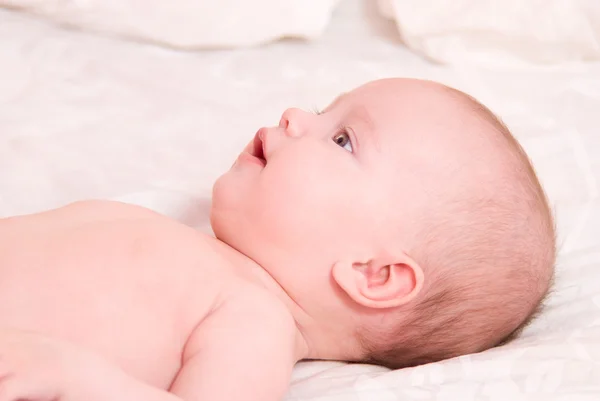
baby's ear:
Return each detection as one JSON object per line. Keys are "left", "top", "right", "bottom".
{"left": 332, "top": 253, "right": 424, "bottom": 309}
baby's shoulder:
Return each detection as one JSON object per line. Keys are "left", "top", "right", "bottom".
{"left": 13, "top": 199, "right": 215, "bottom": 268}
{"left": 228, "top": 285, "right": 293, "bottom": 322}
{"left": 50, "top": 199, "right": 202, "bottom": 242}
{"left": 184, "top": 285, "right": 297, "bottom": 357}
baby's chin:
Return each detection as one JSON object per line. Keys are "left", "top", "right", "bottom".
{"left": 209, "top": 172, "right": 249, "bottom": 233}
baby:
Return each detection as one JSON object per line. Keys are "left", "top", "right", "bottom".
{"left": 0, "top": 78, "right": 555, "bottom": 401}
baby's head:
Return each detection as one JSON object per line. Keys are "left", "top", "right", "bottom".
{"left": 211, "top": 78, "right": 555, "bottom": 368}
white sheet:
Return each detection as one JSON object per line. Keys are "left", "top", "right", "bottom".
{"left": 1, "top": 1, "right": 599, "bottom": 399}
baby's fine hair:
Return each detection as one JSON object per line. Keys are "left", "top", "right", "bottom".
{"left": 359, "top": 88, "right": 556, "bottom": 369}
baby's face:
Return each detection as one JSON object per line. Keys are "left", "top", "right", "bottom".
{"left": 210, "top": 79, "right": 461, "bottom": 312}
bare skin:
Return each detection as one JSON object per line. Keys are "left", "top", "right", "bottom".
{"left": 0, "top": 200, "right": 305, "bottom": 401}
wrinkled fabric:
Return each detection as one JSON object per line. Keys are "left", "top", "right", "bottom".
{"left": 378, "top": 0, "right": 600, "bottom": 66}
{"left": 0, "top": 0, "right": 341, "bottom": 48}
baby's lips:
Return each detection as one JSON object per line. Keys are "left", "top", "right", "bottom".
{"left": 255, "top": 128, "right": 267, "bottom": 159}
{"left": 232, "top": 136, "right": 257, "bottom": 168}
{"left": 237, "top": 126, "right": 270, "bottom": 166}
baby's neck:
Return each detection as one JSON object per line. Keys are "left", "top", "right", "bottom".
{"left": 206, "top": 236, "right": 316, "bottom": 361}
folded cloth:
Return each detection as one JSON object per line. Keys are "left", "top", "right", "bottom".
{"left": 378, "top": 0, "right": 600, "bottom": 66}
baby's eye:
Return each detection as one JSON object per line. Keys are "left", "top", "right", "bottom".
{"left": 333, "top": 131, "right": 353, "bottom": 153}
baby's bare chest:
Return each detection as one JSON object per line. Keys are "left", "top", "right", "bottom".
{"left": 0, "top": 202, "right": 223, "bottom": 388}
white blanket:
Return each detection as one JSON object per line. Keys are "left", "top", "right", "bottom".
{"left": 378, "top": 0, "right": 600, "bottom": 66}
{"left": 0, "top": 0, "right": 341, "bottom": 48}
{"left": 2, "top": 0, "right": 599, "bottom": 65}
{"left": 1, "top": 1, "right": 599, "bottom": 399}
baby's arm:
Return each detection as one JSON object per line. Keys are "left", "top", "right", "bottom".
{"left": 169, "top": 298, "right": 298, "bottom": 401}
{"left": 0, "top": 327, "right": 181, "bottom": 401}
{"left": 0, "top": 302, "right": 297, "bottom": 401}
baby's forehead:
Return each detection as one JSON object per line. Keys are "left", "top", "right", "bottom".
{"left": 336, "top": 79, "right": 467, "bottom": 116}
{"left": 330, "top": 83, "right": 454, "bottom": 144}
{"left": 336, "top": 80, "right": 513, "bottom": 186}
{"left": 333, "top": 80, "right": 501, "bottom": 147}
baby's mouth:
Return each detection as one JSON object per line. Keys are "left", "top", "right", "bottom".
{"left": 250, "top": 129, "right": 267, "bottom": 166}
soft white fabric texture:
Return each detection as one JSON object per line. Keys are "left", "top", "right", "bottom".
{"left": 4, "top": 0, "right": 600, "bottom": 65}
{"left": 1, "top": 0, "right": 599, "bottom": 399}
{"left": 0, "top": 0, "right": 341, "bottom": 48}
{"left": 378, "top": 0, "right": 600, "bottom": 66}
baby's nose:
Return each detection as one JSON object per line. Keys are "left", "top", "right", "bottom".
{"left": 279, "top": 107, "right": 312, "bottom": 138}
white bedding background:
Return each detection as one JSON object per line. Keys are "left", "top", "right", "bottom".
{"left": 1, "top": 0, "right": 599, "bottom": 400}
{"left": 0, "top": 0, "right": 342, "bottom": 49}
{"left": 2, "top": 0, "right": 599, "bottom": 65}
{"left": 378, "top": 0, "right": 600, "bottom": 66}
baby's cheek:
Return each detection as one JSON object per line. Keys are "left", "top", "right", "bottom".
{"left": 256, "top": 168, "right": 330, "bottom": 240}
{"left": 263, "top": 160, "right": 325, "bottom": 205}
